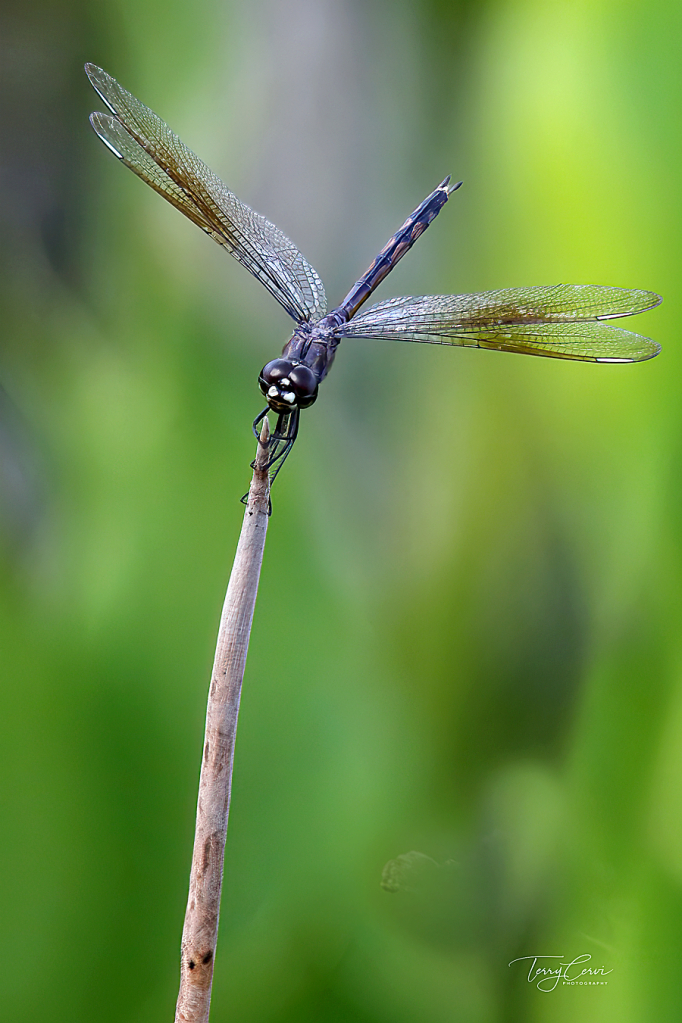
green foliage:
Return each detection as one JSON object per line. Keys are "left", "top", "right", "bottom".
{"left": 0, "top": 0, "right": 677, "bottom": 1019}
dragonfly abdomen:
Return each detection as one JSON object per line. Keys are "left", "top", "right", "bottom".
{"left": 330, "top": 176, "right": 459, "bottom": 324}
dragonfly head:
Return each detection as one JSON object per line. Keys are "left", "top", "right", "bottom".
{"left": 259, "top": 359, "right": 318, "bottom": 412}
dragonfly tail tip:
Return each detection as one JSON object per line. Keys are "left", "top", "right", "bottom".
{"left": 448, "top": 180, "right": 463, "bottom": 195}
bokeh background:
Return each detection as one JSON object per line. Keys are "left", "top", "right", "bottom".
{"left": 1, "top": 0, "right": 680, "bottom": 1020}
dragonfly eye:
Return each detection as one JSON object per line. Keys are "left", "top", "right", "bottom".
{"left": 259, "top": 359, "right": 294, "bottom": 390}
{"left": 259, "top": 359, "right": 294, "bottom": 401}
{"left": 259, "top": 360, "right": 318, "bottom": 409}
{"left": 288, "top": 365, "right": 318, "bottom": 408}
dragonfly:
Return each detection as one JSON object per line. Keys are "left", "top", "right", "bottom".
{"left": 86, "top": 64, "right": 662, "bottom": 487}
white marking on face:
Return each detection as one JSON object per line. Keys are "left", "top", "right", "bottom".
{"left": 268, "top": 386, "right": 279, "bottom": 398}
{"left": 282, "top": 391, "right": 296, "bottom": 403}
{"left": 280, "top": 378, "right": 290, "bottom": 387}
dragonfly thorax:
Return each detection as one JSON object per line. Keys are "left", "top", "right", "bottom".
{"left": 258, "top": 359, "right": 319, "bottom": 412}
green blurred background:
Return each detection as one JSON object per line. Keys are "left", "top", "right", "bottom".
{"left": 1, "top": 0, "right": 679, "bottom": 1019}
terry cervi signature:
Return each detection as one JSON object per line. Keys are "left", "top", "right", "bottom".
{"left": 509, "top": 954, "right": 613, "bottom": 992}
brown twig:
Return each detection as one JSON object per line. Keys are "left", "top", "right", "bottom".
{"left": 175, "top": 419, "right": 271, "bottom": 1023}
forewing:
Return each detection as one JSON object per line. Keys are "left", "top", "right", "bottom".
{"left": 89, "top": 112, "right": 214, "bottom": 235}
{"left": 86, "top": 64, "right": 326, "bottom": 323}
{"left": 336, "top": 286, "right": 662, "bottom": 362}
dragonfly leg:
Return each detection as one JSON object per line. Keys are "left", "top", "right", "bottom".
{"left": 252, "top": 406, "right": 269, "bottom": 441}
{"left": 261, "top": 408, "right": 300, "bottom": 478}
{"left": 241, "top": 407, "right": 300, "bottom": 506}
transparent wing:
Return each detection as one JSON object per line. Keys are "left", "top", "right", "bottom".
{"left": 86, "top": 64, "right": 326, "bottom": 324}
{"left": 335, "top": 285, "right": 662, "bottom": 362}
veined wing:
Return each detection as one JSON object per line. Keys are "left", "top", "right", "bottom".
{"left": 85, "top": 64, "right": 326, "bottom": 324}
{"left": 335, "top": 285, "right": 662, "bottom": 362}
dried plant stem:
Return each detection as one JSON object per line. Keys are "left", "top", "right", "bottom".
{"left": 175, "top": 420, "right": 271, "bottom": 1023}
